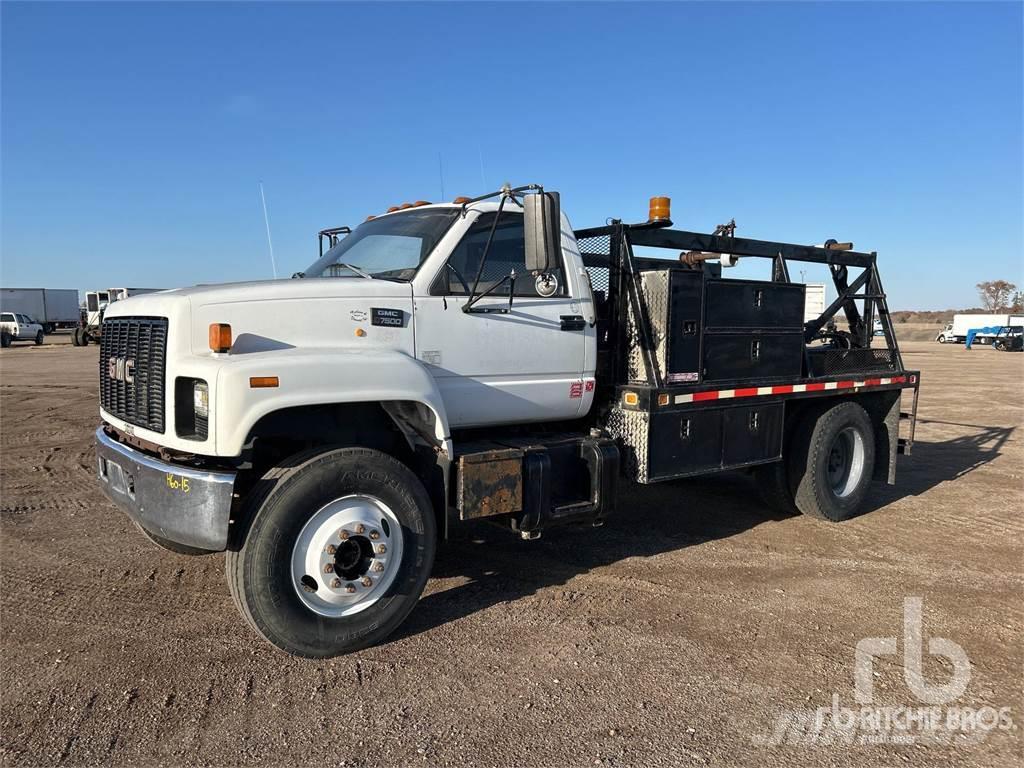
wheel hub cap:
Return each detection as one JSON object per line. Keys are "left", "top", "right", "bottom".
{"left": 291, "top": 494, "right": 403, "bottom": 617}
{"left": 827, "top": 427, "right": 866, "bottom": 499}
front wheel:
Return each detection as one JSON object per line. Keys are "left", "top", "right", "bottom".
{"left": 227, "top": 447, "right": 436, "bottom": 658}
{"left": 937, "top": 335, "right": 947, "bottom": 344}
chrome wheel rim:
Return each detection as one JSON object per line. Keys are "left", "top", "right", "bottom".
{"left": 827, "top": 426, "right": 865, "bottom": 498}
{"left": 291, "top": 494, "right": 404, "bottom": 618}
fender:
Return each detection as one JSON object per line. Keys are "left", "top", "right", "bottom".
{"left": 214, "top": 346, "right": 452, "bottom": 458}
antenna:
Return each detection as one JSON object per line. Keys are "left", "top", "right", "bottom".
{"left": 478, "top": 145, "right": 486, "bottom": 190}
{"left": 438, "top": 152, "right": 445, "bottom": 200}
{"left": 259, "top": 181, "right": 278, "bottom": 279}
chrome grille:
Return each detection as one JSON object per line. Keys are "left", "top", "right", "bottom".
{"left": 99, "top": 316, "right": 168, "bottom": 433}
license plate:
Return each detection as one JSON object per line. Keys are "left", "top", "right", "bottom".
{"left": 99, "top": 456, "right": 133, "bottom": 498}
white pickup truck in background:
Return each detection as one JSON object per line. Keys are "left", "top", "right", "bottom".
{"left": 0, "top": 312, "right": 45, "bottom": 347}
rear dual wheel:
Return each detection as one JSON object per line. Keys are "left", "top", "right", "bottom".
{"left": 228, "top": 447, "right": 436, "bottom": 658}
{"left": 757, "top": 401, "right": 876, "bottom": 522}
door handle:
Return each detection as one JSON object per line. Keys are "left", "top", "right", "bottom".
{"left": 560, "top": 315, "right": 586, "bottom": 331}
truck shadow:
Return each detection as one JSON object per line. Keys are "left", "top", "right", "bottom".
{"left": 398, "top": 419, "right": 1014, "bottom": 642}
{"left": 861, "top": 419, "right": 1015, "bottom": 512}
{"left": 397, "top": 471, "right": 795, "bottom": 643}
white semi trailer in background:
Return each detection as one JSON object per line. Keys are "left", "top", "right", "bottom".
{"left": 936, "top": 313, "right": 1024, "bottom": 344}
{"left": 0, "top": 288, "right": 80, "bottom": 333}
{"left": 803, "top": 283, "right": 825, "bottom": 323}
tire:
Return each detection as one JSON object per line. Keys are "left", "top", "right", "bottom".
{"left": 0, "top": 332, "right": 10, "bottom": 348}
{"left": 43, "top": 323, "right": 55, "bottom": 334}
{"left": 80, "top": 330, "right": 90, "bottom": 346}
{"left": 937, "top": 335, "right": 947, "bottom": 344}
{"left": 71, "top": 329, "right": 80, "bottom": 346}
{"left": 789, "top": 401, "right": 876, "bottom": 522}
{"left": 136, "top": 522, "right": 215, "bottom": 556}
{"left": 227, "top": 447, "right": 436, "bottom": 658}
{"left": 755, "top": 402, "right": 824, "bottom": 515}
{"left": 35, "top": 331, "right": 44, "bottom": 345}
{"left": 754, "top": 460, "right": 797, "bottom": 515}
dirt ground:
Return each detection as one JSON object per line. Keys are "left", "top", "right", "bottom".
{"left": 1, "top": 338, "right": 1021, "bottom": 767}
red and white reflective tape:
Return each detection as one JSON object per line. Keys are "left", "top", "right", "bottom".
{"left": 672, "top": 375, "right": 912, "bottom": 405}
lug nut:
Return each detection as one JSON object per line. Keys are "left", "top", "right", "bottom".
{"left": 376, "top": 544, "right": 387, "bottom": 554}
{"left": 338, "top": 529, "right": 350, "bottom": 540}
{"left": 325, "top": 544, "right": 337, "bottom": 555}
{"left": 369, "top": 529, "right": 380, "bottom": 540}
{"left": 331, "top": 578, "right": 341, "bottom": 588}
{"left": 354, "top": 524, "right": 366, "bottom": 534}
{"left": 371, "top": 561, "right": 384, "bottom": 573}
{"left": 323, "top": 563, "right": 334, "bottom": 574}
{"left": 361, "top": 576, "right": 373, "bottom": 587}
{"left": 345, "top": 583, "right": 357, "bottom": 594}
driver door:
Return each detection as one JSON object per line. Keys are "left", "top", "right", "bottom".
{"left": 414, "top": 211, "right": 588, "bottom": 428}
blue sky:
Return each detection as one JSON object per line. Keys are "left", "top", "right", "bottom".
{"left": 2, "top": 1, "right": 1021, "bottom": 310}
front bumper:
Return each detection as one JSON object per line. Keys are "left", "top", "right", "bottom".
{"left": 95, "top": 426, "right": 236, "bottom": 551}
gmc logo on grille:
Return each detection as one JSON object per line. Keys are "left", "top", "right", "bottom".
{"left": 107, "top": 357, "right": 136, "bottom": 383}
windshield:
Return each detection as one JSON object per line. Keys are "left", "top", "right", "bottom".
{"left": 303, "top": 208, "right": 459, "bottom": 280}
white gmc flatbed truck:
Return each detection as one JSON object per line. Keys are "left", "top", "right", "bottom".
{"left": 95, "top": 185, "right": 920, "bottom": 657}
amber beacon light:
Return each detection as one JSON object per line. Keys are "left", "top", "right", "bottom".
{"left": 648, "top": 196, "right": 671, "bottom": 224}
{"left": 209, "top": 323, "right": 232, "bottom": 353}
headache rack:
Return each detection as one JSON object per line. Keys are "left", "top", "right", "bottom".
{"left": 574, "top": 219, "right": 906, "bottom": 392}
{"left": 574, "top": 217, "right": 919, "bottom": 482}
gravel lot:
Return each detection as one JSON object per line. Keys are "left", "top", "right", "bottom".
{"left": 1, "top": 338, "right": 1021, "bottom": 767}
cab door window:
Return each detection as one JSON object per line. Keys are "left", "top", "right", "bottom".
{"left": 433, "top": 212, "right": 567, "bottom": 297}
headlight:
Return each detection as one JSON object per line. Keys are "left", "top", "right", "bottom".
{"left": 193, "top": 381, "right": 210, "bottom": 418}
{"left": 176, "top": 377, "right": 209, "bottom": 440}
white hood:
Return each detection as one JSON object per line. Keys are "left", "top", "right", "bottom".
{"left": 104, "top": 277, "right": 416, "bottom": 357}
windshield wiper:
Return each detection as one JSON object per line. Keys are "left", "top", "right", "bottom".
{"left": 333, "top": 263, "right": 373, "bottom": 279}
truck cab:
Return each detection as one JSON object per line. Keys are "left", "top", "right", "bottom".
{"left": 94, "top": 185, "right": 919, "bottom": 658}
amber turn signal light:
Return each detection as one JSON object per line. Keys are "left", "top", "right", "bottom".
{"left": 648, "top": 196, "right": 671, "bottom": 223}
{"left": 249, "top": 376, "right": 279, "bottom": 388}
{"left": 209, "top": 323, "right": 232, "bottom": 353}
{"left": 452, "top": 196, "right": 471, "bottom": 204}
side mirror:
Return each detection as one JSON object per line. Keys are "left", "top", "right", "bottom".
{"left": 524, "top": 191, "right": 561, "bottom": 274}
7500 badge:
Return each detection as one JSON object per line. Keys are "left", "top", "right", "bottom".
{"left": 371, "top": 308, "right": 404, "bottom": 327}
